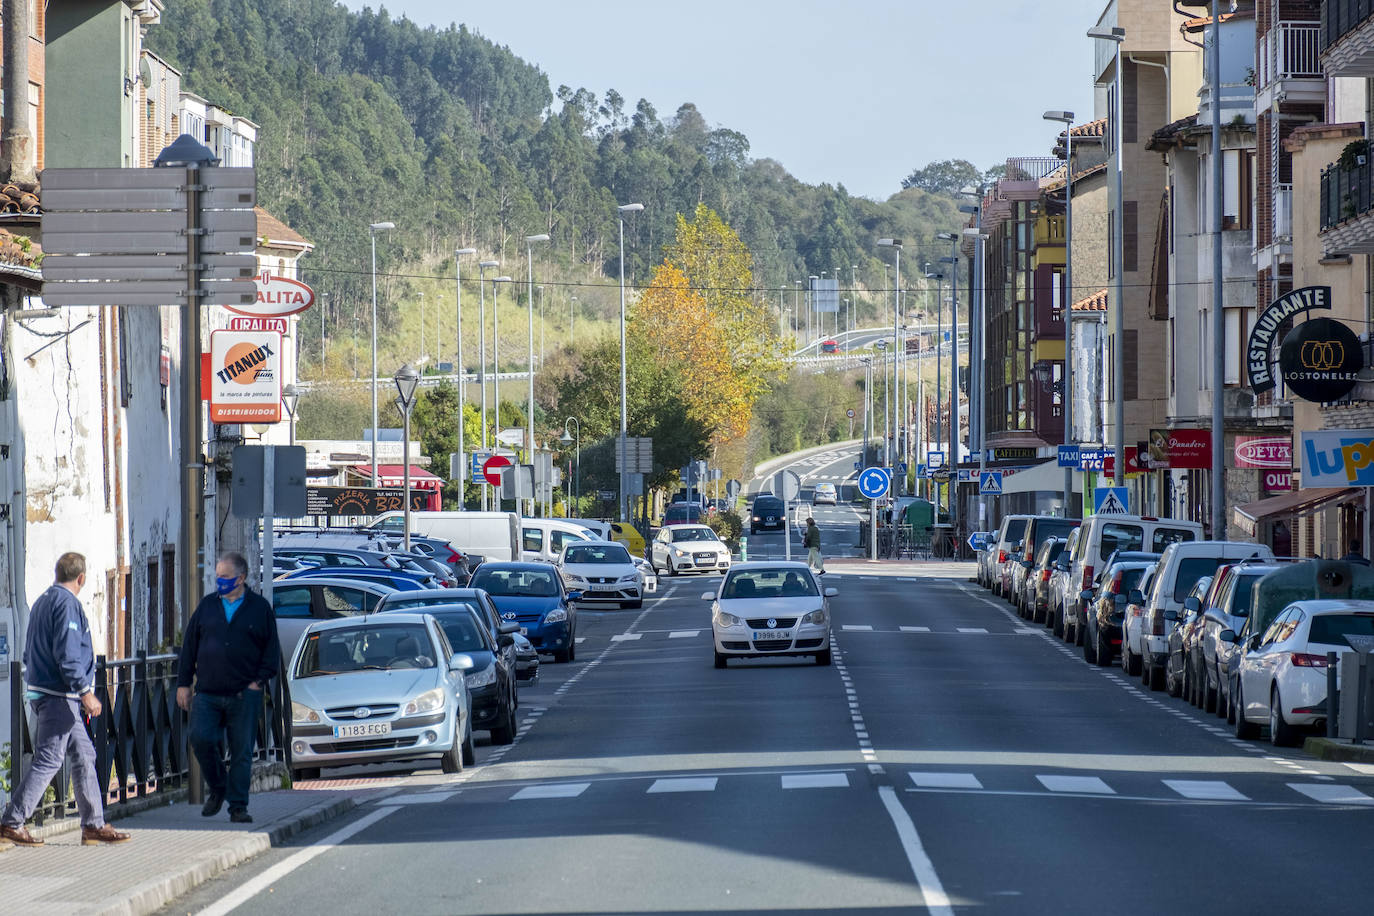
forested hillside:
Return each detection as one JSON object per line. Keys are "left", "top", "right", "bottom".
{"left": 148, "top": 0, "right": 968, "bottom": 356}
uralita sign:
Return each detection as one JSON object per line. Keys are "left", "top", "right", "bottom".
{"left": 225, "top": 270, "right": 316, "bottom": 318}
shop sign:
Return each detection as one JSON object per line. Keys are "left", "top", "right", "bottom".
{"left": 209, "top": 330, "right": 282, "bottom": 423}
{"left": 1234, "top": 435, "right": 1292, "bottom": 469}
{"left": 1300, "top": 429, "right": 1374, "bottom": 487}
{"left": 225, "top": 270, "right": 316, "bottom": 318}
{"left": 989, "top": 446, "right": 1038, "bottom": 461}
{"left": 1264, "top": 471, "right": 1292, "bottom": 492}
{"left": 1278, "top": 317, "right": 1363, "bottom": 402}
{"left": 1147, "top": 428, "right": 1212, "bottom": 470}
{"left": 1247, "top": 285, "right": 1330, "bottom": 394}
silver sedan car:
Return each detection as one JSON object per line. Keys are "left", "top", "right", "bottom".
{"left": 287, "top": 613, "right": 475, "bottom": 780}
{"left": 705, "top": 562, "right": 836, "bottom": 667}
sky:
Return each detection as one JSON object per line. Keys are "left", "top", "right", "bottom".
{"left": 340, "top": 0, "right": 1109, "bottom": 200}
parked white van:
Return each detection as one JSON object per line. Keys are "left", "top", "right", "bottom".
{"left": 1129, "top": 539, "right": 1273, "bottom": 690}
{"left": 521, "top": 518, "right": 600, "bottom": 563}
{"left": 368, "top": 511, "right": 520, "bottom": 563}
{"left": 1065, "top": 514, "right": 1204, "bottom": 634}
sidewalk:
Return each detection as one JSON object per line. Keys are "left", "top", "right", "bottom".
{"left": 0, "top": 787, "right": 368, "bottom": 915}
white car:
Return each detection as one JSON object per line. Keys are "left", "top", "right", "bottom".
{"left": 813, "top": 482, "right": 838, "bottom": 505}
{"left": 556, "top": 540, "right": 643, "bottom": 609}
{"left": 704, "top": 562, "right": 836, "bottom": 667}
{"left": 1233, "top": 599, "right": 1374, "bottom": 745}
{"left": 651, "top": 524, "right": 731, "bottom": 575}
{"left": 287, "top": 613, "right": 474, "bottom": 779}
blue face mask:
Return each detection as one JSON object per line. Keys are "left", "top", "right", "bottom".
{"left": 216, "top": 576, "right": 240, "bottom": 596}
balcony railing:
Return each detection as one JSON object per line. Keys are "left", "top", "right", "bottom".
{"left": 1004, "top": 157, "right": 1060, "bottom": 182}
{"left": 1321, "top": 159, "right": 1374, "bottom": 230}
{"left": 1323, "top": 0, "right": 1374, "bottom": 52}
{"left": 1274, "top": 183, "right": 1293, "bottom": 242}
{"left": 1259, "top": 21, "right": 1322, "bottom": 87}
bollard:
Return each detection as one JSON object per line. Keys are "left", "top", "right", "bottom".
{"left": 740, "top": 535, "right": 748, "bottom": 563}
{"left": 1355, "top": 652, "right": 1369, "bottom": 746}
{"left": 1327, "top": 651, "right": 1339, "bottom": 739}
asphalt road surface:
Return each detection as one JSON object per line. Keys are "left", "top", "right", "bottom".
{"left": 162, "top": 447, "right": 1374, "bottom": 915}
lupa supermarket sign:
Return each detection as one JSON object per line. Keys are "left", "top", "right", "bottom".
{"left": 1301, "top": 429, "right": 1374, "bottom": 487}
{"left": 224, "top": 271, "right": 315, "bottom": 318}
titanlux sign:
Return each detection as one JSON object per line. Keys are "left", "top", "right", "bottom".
{"left": 1247, "top": 285, "right": 1331, "bottom": 394}
{"left": 1278, "top": 316, "right": 1363, "bottom": 402}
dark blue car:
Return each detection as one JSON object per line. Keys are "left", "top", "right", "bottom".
{"left": 468, "top": 562, "right": 580, "bottom": 663}
{"left": 282, "top": 566, "right": 431, "bottom": 591}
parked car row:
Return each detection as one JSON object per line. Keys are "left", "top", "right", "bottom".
{"left": 978, "top": 518, "right": 1374, "bottom": 747}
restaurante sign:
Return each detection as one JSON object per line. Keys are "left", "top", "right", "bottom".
{"left": 1246, "top": 285, "right": 1331, "bottom": 395}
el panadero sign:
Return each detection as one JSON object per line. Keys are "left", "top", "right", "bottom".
{"left": 209, "top": 330, "right": 282, "bottom": 423}
{"left": 1147, "top": 428, "right": 1212, "bottom": 470}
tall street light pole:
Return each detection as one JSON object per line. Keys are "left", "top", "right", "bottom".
{"left": 1045, "top": 110, "right": 1076, "bottom": 518}
{"left": 1089, "top": 24, "right": 1127, "bottom": 487}
{"left": 394, "top": 365, "right": 421, "bottom": 551}
{"left": 525, "top": 233, "right": 550, "bottom": 517}
{"left": 560, "top": 417, "right": 580, "bottom": 511}
{"left": 492, "top": 276, "right": 512, "bottom": 457}
{"left": 454, "top": 248, "right": 477, "bottom": 498}
{"left": 368, "top": 221, "right": 395, "bottom": 484}
{"left": 939, "top": 235, "right": 960, "bottom": 538}
{"left": 959, "top": 185, "right": 988, "bottom": 528}
{"left": 878, "top": 239, "right": 902, "bottom": 474}
{"left": 1208, "top": 2, "right": 1225, "bottom": 537}
{"left": 477, "top": 259, "right": 499, "bottom": 508}
{"left": 617, "top": 203, "right": 643, "bottom": 524}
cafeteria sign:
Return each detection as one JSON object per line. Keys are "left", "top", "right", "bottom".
{"left": 1247, "top": 285, "right": 1330, "bottom": 395}
{"left": 209, "top": 330, "right": 282, "bottom": 423}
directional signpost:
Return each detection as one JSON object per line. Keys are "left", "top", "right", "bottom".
{"left": 858, "top": 467, "right": 892, "bottom": 561}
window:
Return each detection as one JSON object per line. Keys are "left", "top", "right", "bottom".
{"left": 326, "top": 553, "right": 367, "bottom": 568}
{"left": 1172, "top": 558, "right": 1229, "bottom": 603}
{"left": 1123, "top": 201, "right": 1138, "bottom": 273}
{"left": 320, "top": 587, "right": 374, "bottom": 615}
{"left": 1151, "top": 528, "right": 1196, "bottom": 551}
{"left": 522, "top": 528, "right": 544, "bottom": 553}
{"left": 161, "top": 548, "right": 176, "bottom": 643}
{"left": 146, "top": 560, "right": 159, "bottom": 648}
{"left": 550, "top": 530, "right": 586, "bottom": 554}
{"left": 273, "top": 587, "right": 314, "bottom": 619}
{"left": 1098, "top": 523, "right": 1145, "bottom": 559}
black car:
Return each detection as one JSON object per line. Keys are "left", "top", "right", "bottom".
{"left": 750, "top": 495, "right": 786, "bottom": 534}
{"left": 381, "top": 603, "right": 518, "bottom": 744}
{"left": 1021, "top": 536, "right": 1068, "bottom": 624}
{"left": 1082, "top": 560, "right": 1156, "bottom": 666}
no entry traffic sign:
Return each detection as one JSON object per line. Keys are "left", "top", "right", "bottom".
{"left": 482, "top": 454, "right": 512, "bottom": 486}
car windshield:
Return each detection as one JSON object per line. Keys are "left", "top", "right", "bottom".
{"left": 565, "top": 544, "right": 631, "bottom": 564}
{"left": 1173, "top": 557, "right": 1231, "bottom": 602}
{"left": 427, "top": 611, "right": 488, "bottom": 653}
{"left": 294, "top": 624, "right": 436, "bottom": 677}
{"left": 1231, "top": 574, "right": 1261, "bottom": 617}
{"left": 722, "top": 568, "right": 818, "bottom": 599}
{"left": 673, "top": 527, "right": 718, "bottom": 542}
{"left": 754, "top": 499, "right": 783, "bottom": 513}
{"left": 1308, "top": 613, "right": 1374, "bottom": 646}
{"left": 470, "top": 568, "right": 559, "bottom": 597}
{"left": 383, "top": 596, "right": 480, "bottom": 615}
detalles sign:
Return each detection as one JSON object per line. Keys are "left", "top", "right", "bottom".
{"left": 224, "top": 271, "right": 315, "bottom": 318}
{"left": 1146, "top": 428, "right": 1212, "bottom": 470}
{"left": 1301, "top": 429, "right": 1374, "bottom": 487}
{"left": 1247, "top": 286, "right": 1331, "bottom": 394}
{"left": 209, "top": 330, "right": 282, "bottom": 423}
{"left": 1233, "top": 435, "right": 1292, "bottom": 469}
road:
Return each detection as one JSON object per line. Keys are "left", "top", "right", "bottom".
{"left": 162, "top": 443, "right": 1374, "bottom": 915}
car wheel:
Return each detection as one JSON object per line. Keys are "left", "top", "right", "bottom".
{"left": 441, "top": 739, "right": 464, "bottom": 774}
{"left": 714, "top": 651, "right": 727, "bottom": 669}
{"left": 1166, "top": 659, "right": 1182, "bottom": 697}
{"left": 461, "top": 726, "right": 476, "bottom": 766}
{"left": 568, "top": 638, "right": 577, "bottom": 662}
{"left": 1095, "top": 629, "right": 1113, "bottom": 668}
{"left": 1203, "top": 675, "right": 1218, "bottom": 713}
{"left": 1083, "top": 625, "right": 1097, "bottom": 664}
{"left": 1140, "top": 654, "right": 1151, "bottom": 685}
{"left": 1122, "top": 645, "right": 1139, "bottom": 676}
{"left": 292, "top": 767, "right": 321, "bottom": 782}
{"left": 1148, "top": 660, "right": 1165, "bottom": 691}
{"left": 815, "top": 648, "right": 832, "bottom": 666}
{"left": 1051, "top": 607, "right": 1064, "bottom": 639}
{"left": 1214, "top": 666, "right": 1229, "bottom": 718}
{"left": 1233, "top": 680, "right": 1258, "bottom": 738}
{"left": 553, "top": 647, "right": 571, "bottom": 663}
{"left": 491, "top": 698, "right": 516, "bottom": 746}
{"left": 1269, "top": 685, "right": 1301, "bottom": 747}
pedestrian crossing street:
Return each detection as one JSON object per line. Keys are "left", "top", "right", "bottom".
{"left": 382, "top": 765, "right": 1374, "bottom": 809}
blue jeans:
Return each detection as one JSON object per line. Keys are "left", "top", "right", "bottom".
{"left": 189, "top": 688, "right": 262, "bottom": 810}
{"left": 1, "top": 696, "right": 105, "bottom": 828}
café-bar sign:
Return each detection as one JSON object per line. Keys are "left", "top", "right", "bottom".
{"left": 1247, "top": 285, "right": 1330, "bottom": 394}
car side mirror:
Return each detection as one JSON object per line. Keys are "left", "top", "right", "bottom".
{"left": 824, "top": 587, "right": 839, "bottom": 597}
{"left": 1247, "top": 633, "right": 1262, "bottom": 651}
{"left": 566, "top": 590, "right": 583, "bottom": 602}
{"left": 1128, "top": 590, "right": 1144, "bottom": 605}
{"left": 1113, "top": 593, "right": 1128, "bottom": 605}
{"left": 1164, "top": 609, "right": 1178, "bottom": 622}
{"left": 449, "top": 653, "right": 475, "bottom": 672}
{"left": 497, "top": 634, "right": 515, "bottom": 648}
{"left": 701, "top": 591, "right": 717, "bottom": 601}
{"left": 1220, "top": 628, "right": 1236, "bottom": 644}
{"left": 1183, "top": 597, "right": 1200, "bottom": 612}
{"left": 1080, "top": 589, "right": 1095, "bottom": 602}
{"left": 497, "top": 622, "right": 520, "bottom": 635}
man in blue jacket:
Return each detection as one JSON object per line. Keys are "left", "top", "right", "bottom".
{"left": 0, "top": 552, "right": 131, "bottom": 846}
{"left": 177, "top": 551, "right": 280, "bottom": 823}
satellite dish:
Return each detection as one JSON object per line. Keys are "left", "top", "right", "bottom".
{"left": 139, "top": 57, "right": 154, "bottom": 88}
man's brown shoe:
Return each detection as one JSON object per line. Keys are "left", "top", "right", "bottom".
{"left": 81, "top": 824, "right": 131, "bottom": 845}
{"left": 0, "top": 824, "right": 43, "bottom": 846}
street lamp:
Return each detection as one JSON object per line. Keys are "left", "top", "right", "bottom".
{"left": 454, "top": 248, "right": 477, "bottom": 497}
{"left": 393, "top": 364, "right": 421, "bottom": 552}
{"left": 560, "top": 417, "right": 580, "bottom": 510}
{"left": 477, "top": 259, "right": 499, "bottom": 472}
{"left": 368, "top": 220, "right": 395, "bottom": 484}
{"left": 525, "top": 234, "right": 550, "bottom": 516}
{"left": 492, "top": 276, "right": 513, "bottom": 465}
{"left": 1089, "top": 24, "right": 1127, "bottom": 486}
{"left": 1044, "top": 110, "right": 1076, "bottom": 517}
{"left": 617, "top": 202, "right": 643, "bottom": 524}
{"left": 877, "top": 239, "right": 902, "bottom": 476}
{"left": 281, "top": 384, "right": 301, "bottom": 446}
{"left": 938, "top": 234, "right": 960, "bottom": 536}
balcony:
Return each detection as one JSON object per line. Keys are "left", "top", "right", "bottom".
{"left": 1320, "top": 158, "right": 1374, "bottom": 252}
{"left": 1257, "top": 21, "right": 1324, "bottom": 108}
{"left": 1322, "top": 0, "right": 1374, "bottom": 77}
{"left": 1275, "top": 183, "right": 1293, "bottom": 244}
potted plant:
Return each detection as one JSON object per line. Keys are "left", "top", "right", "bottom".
{"left": 1338, "top": 138, "right": 1369, "bottom": 172}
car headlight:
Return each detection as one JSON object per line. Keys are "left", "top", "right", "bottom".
{"left": 672, "top": 547, "right": 688, "bottom": 557}
{"left": 564, "top": 573, "right": 587, "bottom": 584}
{"left": 618, "top": 574, "right": 639, "bottom": 583}
{"left": 752, "top": 516, "right": 760, "bottom": 522}
{"left": 544, "top": 606, "right": 568, "bottom": 624}
{"left": 465, "top": 665, "right": 496, "bottom": 689}
{"left": 403, "top": 687, "right": 446, "bottom": 716}
{"left": 803, "top": 609, "right": 827, "bottom": 625}
{"left": 714, "top": 609, "right": 742, "bottom": 628}
{"left": 291, "top": 702, "right": 321, "bottom": 725}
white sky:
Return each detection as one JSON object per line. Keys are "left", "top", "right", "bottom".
{"left": 340, "top": 0, "right": 1108, "bottom": 200}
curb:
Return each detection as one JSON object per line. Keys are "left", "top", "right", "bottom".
{"left": 1304, "top": 736, "right": 1374, "bottom": 763}
{"left": 90, "top": 794, "right": 360, "bottom": 916}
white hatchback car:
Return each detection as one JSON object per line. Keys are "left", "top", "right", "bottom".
{"left": 704, "top": 562, "right": 836, "bottom": 667}
{"left": 1233, "top": 599, "right": 1374, "bottom": 745}
{"left": 813, "top": 482, "right": 838, "bottom": 505}
{"left": 556, "top": 540, "right": 643, "bottom": 609}
{"left": 652, "top": 524, "right": 731, "bottom": 575}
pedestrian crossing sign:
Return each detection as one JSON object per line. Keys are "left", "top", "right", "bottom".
{"left": 979, "top": 471, "right": 1003, "bottom": 495}
{"left": 1094, "top": 487, "right": 1130, "bottom": 515}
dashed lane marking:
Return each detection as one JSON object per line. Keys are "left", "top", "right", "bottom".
{"left": 1037, "top": 775, "right": 1115, "bottom": 794}
{"left": 511, "top": 782, "right": 590, "bottom": 800}
{"left": 782, "top": 772, "right": 850, "bottom": 789}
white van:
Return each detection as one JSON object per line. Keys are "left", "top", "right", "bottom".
{"left": 1130, "top": 539, "right": 1273, "bottom": 690}
{"left": 368, "top": 511, "right": 520, "bottom": 563}
{"left": 565, "top": 518, "right": 612, "bottom": 540}
{"left": 521, "top": 518, "right": 600, "bottom": 564}
{"left": 1066, "top": 514, "right": 1204, "bottom": 632}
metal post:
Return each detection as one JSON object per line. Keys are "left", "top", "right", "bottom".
{"left": 262, "top": 446, "right": 274, "bottom": 607}
{"left": 948, "top": 249, "right": 959, "bottom": 541}
{"left": 618, "top": 213, "right": 630, "bottom": 523}
{"left": 1063, "top": 129, "right": 1076, "bottom": 518}
{"left": 892, "top": 250, "right": 901, "bottom": 476}
{"left": 454, "top": 248, "right": 476, "bottom": 500}
{"left": 1209, "top": 0, "right": 1226, "bottom": 537}
{"left": 1327, "top": 651, "right": 1340, "bottom": 739}
{"left": 525, "top": 235, "right": 549, "bottom": 518}
{"left": 179, "top": 165, "right": 205, "bottom": 636}
{"left": 1356, "top": 653, "right": 1369, "bottom": 746}
{"left": 370, "top": 231, "right": 379, "bottom": 484}
{"left": 403, "top": 411, "right": 412, "bottom": 552}
{"left": 1112, "top": 42, "right": 1126, "bottom": 487}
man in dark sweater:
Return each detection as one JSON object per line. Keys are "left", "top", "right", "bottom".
{"left": 177, "top": 551, "right": 280, "bottom": 823}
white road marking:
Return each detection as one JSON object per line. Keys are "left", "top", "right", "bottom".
{"left": 384, "top": 792, "right": 458, "bottom": 805}
{"left": 610, "top": 633, "right": 642, "bottom": 642}
{"left": 1345, "top": 763, "right": 1374, "bottom": 776}
{"left": 668, "top": 630, "right": 700, "bottom": 638}
{"left": 511, "top": 782, "right": 591, "bottom": 800}
{"left": 575, "top": 637, "right": 586, "bottom": 643}
{"left": 900, "top": 626, "right": 931, "bottom": 633}
{"left": 877, "top": 785, "right": 954, "bottom": 916}
{"left": 195, "top": 804, "right": 401, "bottom": 916}
{"left": 1163, "top": 780, "right": 1248, "bottom": 801}
{"left": 647, "top": 777, "right": 718, "bottom": 793}
{"left": 957, "top": 627, "right": 989, "bottom": 634}
{"left": 910, "top": 772, "right": 983, "bottom": 789}
{"left": 1287, "top": 783, "right": 1374, "bottom": 804}
{"left": 842, "top": 624, "right": 874, "bottom": 631}
{"left": 781, "top": 772, "right": 850, "bottom": 789}
{"left": 1037, "top": 775, "right": 1115, "bottom": 794}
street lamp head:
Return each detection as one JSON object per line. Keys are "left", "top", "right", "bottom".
{"left": 962, "top": 229, "right": 987, "bottom": 239}
{"left": 1043, "top": 110, "right": 1075, "bottom": 123}
{"left": 153, "top": 134, "right": 220, "bottom": 168}
{"left": 1087, "top": 25, "right": 1125, "bottom": 41}
{"left": 618, "top": 203, "right": 644, "bottom": 213}
{"left": 937, "top": 232, "right": 958, "bottom": 241}
{"left": 281, "top": 384, "right": 301, "bottom": 417}
{"left": 479, "top": 259, "right": 500, "bottom": 268}
{"left": 877, "top": 238, "right": 903, "bottom": 248}
{"left": 455, "top": 247, "right": 477, "bottom": 256}
{"left": 939, "top": 256, "right": 957, "bottom": 264}
{"left": 393, "top": 364, "right": 421, "bottom": 409}
{"left": 369, "top": 221, "right": 395, "bottom": 232}
{"left": 924, "top": 271, "right": 942, "bottom": 280}
{"left": 957, "top": 203, "right": 979, "bottom": 214}
{"left": 525, "top": 234, "right": 551, "bottom": 243}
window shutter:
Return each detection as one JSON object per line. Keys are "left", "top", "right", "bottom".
{"left": 1123, "top": 200, "right": 1139, "bottom": 273}
{"left": 1123, "top": 328, "right": 1139, "bottom": 401}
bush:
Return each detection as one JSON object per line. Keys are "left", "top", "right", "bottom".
{"left": 708, "top": 510, "right": 744, "bottom": 552}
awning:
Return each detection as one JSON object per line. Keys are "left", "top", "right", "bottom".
{"left": 999, "top": 459, "right": 1084, "bottom": 495}
{"left": 347, "top": 464, "right": 442, "bottom": 489}
{"left": 1233, "top": 487, "right": 1363, "bottom": 537}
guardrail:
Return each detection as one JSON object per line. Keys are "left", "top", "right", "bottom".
{"left": 7, "top": 653, "right": 290, "bottom": 826}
